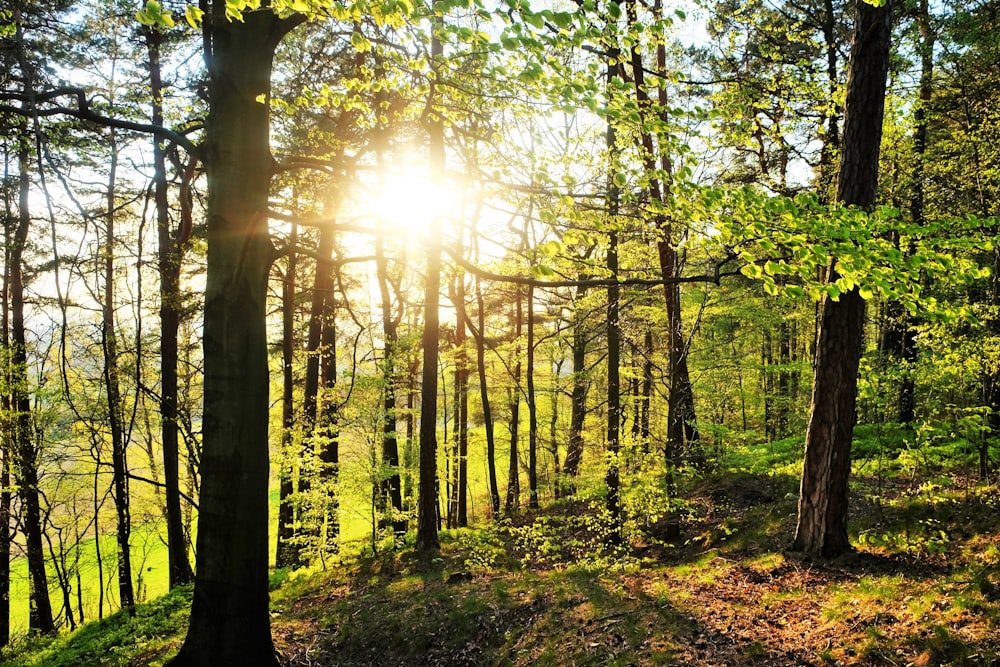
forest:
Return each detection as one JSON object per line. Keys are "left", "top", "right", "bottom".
{"left": 0, "top": 0, "right": 999, "bottom": 664}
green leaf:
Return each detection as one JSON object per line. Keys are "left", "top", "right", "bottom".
{"left": 551, "top": 11, "right": 573, "bottom": 28}
{"left": 184, "top": 5, "right": 204, "bottom": 28}
{"left": 351, "top": 31, "right": 372, "bottom": 52}
{"left": 532, "top": 264, "right": 556, "bottom": 278}
{"left": 523, "top": 10, "right": 545, "bottom": 29}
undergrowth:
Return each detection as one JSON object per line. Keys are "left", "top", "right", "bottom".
{"left": 3, "top": 430, "right": 1000, "bottom": 666}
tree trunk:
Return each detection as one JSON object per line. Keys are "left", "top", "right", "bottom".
{"left": 604, "top": 29, "right": 623, "bottom": 545}
{"left": 986, "top": 246, "right": 1000, "bottom": 475}
{"left": 13, "top": 122, "right": 54, "bottom": 635}
{"left": 505, "top": 286, "right": 522, "bottom": 516}
{"left": 549, "top": 355, "right": 562, "bottom": 498}
{"left": 103, "top": 128, "right": 136, "bottom": 615}
{"left": 640, "top": 329, "right": 653, "bottom": 454}
{"left": 605, "top": 228, "right": 622, "bottom": 546}
{"left": 563, "top": 284, "right": 589, "bottom": 491}
{"left": 415, "top": 26, "right": 444, "bottom": 555}
{"left": 0, "top": 144, "right": 14, "bottom": 646}
{"left": 454, "top": 275, "right": 469, "bottom": 526}
{"left": 792, "top": 0, "right": 892, "bottom": 558}
{"left": 818, "top": 0, "right": 842, "bottom": 204}
{"left": 777, "top": 319, "right": 794, "bottom": 437}
{"left": 168, "top": 9, "right": 299, "bottom": 665}
{"left": 294, "top": 219, "right": 337, "bottom": 563}
{"left": 472, "top": 272, "right": 500, "bottom": 515}
{"left": 625, "top": 0, "right": 700, "bottom": 467}
{"left": 318, "top": 302, "right": 339, "bottom": 554}
{"left": 375, "top": 227, "right": 404, "bottom": 534}
{"left": 145, "top": 25, "right": 194, "bottom": 588}
{"left": 896, "top": 0, "right": 933, "bottom": 425}
{"left": 526, "top": 283, "right": 538, "bottom": 509}
{"left": 276, "top": 222, "right": 298, "bottom": 568}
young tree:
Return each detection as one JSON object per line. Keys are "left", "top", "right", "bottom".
{"left": 143, "top": 22, "right": 195, "bottom": 587}
{"left": 415, "top": 19, "right": 445, "bottom": 556}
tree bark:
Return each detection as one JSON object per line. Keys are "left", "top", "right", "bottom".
{"left": 103, "top": 128, "right": 136, "bottom": 615}
{"left": 792, "top": 0, "right": 892, "bottom": 558}
{"left": 168, "top": 8, "right": 300, "bottom": 665}
{"left": 276, "top": 222, "right": 298, "bottom": 568}
{"left": 415, "top": 25, "right": 444, "bottom": 555}
{"left": 526, "top": 282, "right": 538, "bottom": 509}
{"left": 504, "top": 286, "right": 522, "bottom": 516}
{"left": 626, "top": 0, "right": 700, "bottom": 467}
{"left": 472, "top": 271, "right": 500, "bottom": 515}
{"left": 454, "top": 275, "right": 469, "bottom": 526}
{"left": 605, "top": 29, "right": 623, "bottom": 546}
{"left": 145, "top": 25, "right": 194, "bottom": 588}
{"left": 563, "top": 282, "right": 589, "bottom": 491}
{"left": 375, "top": 226, "right": 404, "bottom": 534}
{"left": 13, "top": 120, "right": 54, "bottom": 635}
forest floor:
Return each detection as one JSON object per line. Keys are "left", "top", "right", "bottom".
{"left": 6, "top": 466, "right": 1000, "bottom": 666}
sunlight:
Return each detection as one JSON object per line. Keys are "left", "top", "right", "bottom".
{"left": 366, "top": 166, "right": 453, "bottom": 237}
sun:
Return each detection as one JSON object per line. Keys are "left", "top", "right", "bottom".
{"left": 365, "top": 165, "right": 454, "bottom": 238}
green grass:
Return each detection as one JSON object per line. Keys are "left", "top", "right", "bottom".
{"left": 7, "top": 523, "right": 173, "bottom": 638}
{"left": 7, "top": 423, "right": 1000, "bottom": 666}
{"left": 1, "top": 585, "right": 190, "bottom": 667}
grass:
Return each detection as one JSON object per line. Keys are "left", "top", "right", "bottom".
{"left": 5, "top": 429, "right": 1000, "bottom": 666}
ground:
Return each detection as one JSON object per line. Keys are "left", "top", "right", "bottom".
{"left": 6, "top": 469, "right": 1000, "bottom": 667}
{"left": 267, "top": 472, "right": 1000, "bottom": 667}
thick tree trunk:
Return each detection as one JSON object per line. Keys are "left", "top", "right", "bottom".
{"left": 792, "top": 0, "right": 892, "bottom": 558}
{"left": 168, "top": 10, "right": 299, "bottom": 666}
{"left": 145, "top": 26, "right": 194, "bottom": 588}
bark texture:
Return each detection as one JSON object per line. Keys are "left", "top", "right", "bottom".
{"left": 168, "top": 9, "right": 299, "bottom": 665}
{"left": 792, "top": 0, "right": 892, "bottom": 558}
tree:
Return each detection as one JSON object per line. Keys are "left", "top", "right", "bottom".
{"left": 415, "top": 19, "right": 444, "bottom": 556}
{"left": 167, "top": 5, "right": 303, "bottom": 664}
{"left": 143, "top": 21, "right": 195, "bottom": 588}
{"left": 792, "top": 0, "right": 893, "bottom": 558}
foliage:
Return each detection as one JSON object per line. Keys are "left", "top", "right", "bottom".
{"left": 1, "top": 586, "right": 191, "bottom": 667}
